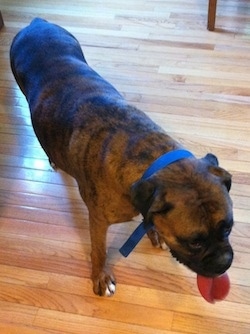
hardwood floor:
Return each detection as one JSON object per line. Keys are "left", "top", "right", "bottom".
{"left": 0, "top": 0, "right": 250, "bottom": 333}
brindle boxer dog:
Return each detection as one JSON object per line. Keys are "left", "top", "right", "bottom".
{"left": 10, "top": 18, "right": 234, "bottom": 297}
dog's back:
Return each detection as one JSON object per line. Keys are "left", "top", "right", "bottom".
{"left": 10, "top": 18, "right": 131, "bottom": 173}
{"left": 10, "top": 18, "right": 169, "bottom": 178}
{"left": 10, "top": 18, "right": 122, "bottom": 107}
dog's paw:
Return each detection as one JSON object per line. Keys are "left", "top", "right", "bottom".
{"left": 92, "top": 270, "right": 116, "bottom": 297}
{"left": 147, "top": 228, "right": 168, "bottom": 250}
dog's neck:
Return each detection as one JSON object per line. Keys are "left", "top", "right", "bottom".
{"left": 119, "top": 149, "right": 195, "bottom": 257}
{"left": 141, "top": 149, "right": 194, "bottom": 180}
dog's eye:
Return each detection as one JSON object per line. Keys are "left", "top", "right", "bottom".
{"left": 218, "top": 220, "right": 233, "bottom": 240}
{"left": 178, "top": 235, "right": 206, "bottom": 252}
{"left": 222, "top": 226, "right": 232, "bottom": 239}
{"left": 188, "top": 239, "right": 203, "bottom": 250}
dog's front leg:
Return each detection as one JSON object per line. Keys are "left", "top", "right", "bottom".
{"left": 89, "top": 213, "right": 116, "bottom": 297}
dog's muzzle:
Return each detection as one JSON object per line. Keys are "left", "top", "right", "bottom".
{"left": 170, "top": 244, "right": 233, "bottom": 277}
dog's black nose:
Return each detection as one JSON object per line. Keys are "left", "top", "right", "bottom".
{"left": 213, "top": 248, "right": 234, "bottom": 275}
{"left": 202, "top": 245, "right": 234, "bottom": 277}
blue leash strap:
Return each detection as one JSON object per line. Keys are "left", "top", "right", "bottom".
{"left": 119, "top": 149, "right": 194, "bottom": 257}
{"left": 119, "top": 220, "right": 154, "bottom": 257}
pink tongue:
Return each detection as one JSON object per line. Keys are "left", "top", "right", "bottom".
{"left": 197, "top": 272, "right": 230, "bottom": 303}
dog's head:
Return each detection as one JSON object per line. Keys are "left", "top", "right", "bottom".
{"left": 131, "top": 153, "right": 234, "bottom": 277}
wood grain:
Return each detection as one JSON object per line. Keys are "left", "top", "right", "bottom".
{"left": 0, "top": 0, "right": 250, "bottom": 333}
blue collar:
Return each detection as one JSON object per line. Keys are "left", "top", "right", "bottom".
{"left": 119, "top": 149, "right": 194, "bottom": 257}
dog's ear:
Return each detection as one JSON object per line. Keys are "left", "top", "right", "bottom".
{"left": 130, "top": 179, "right": 156, "bottom": 217}
{"left": 209, "top": 166, "right": 232, "bottom": 192}
{"left": 202, "top": 153, "right": 232, "bottom": 192}
{"left": 202, "top": 153, "right": 219, "bottom": 166}
{"left": 131, "top": 179, "right": 173, "bottom": 218}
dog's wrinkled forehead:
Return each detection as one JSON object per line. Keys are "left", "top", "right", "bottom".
{"left": 162, "top": 162, "right": 232, "bottom": 220}
{"left": 162, "top": 176, "right": 232, "bottom": 217}
{"left": 171, "top": 185, "right": 232, "bottom": 228}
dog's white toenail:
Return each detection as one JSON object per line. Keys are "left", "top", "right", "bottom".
{"left": 105, "top": 282, "right": 116, "bottom": 297}
{"left": 109, "top": 282, "right": 116, "bottom": 293}
{"left": 105, "top": 287, "right": 111, "bottom": 297}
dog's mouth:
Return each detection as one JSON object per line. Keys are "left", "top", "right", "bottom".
{"left": 169, "top": 247, "right": 233, "bottom": 278}
{"left": 169, "top": 248, "right": 206, "bottom": 275}
{"left": 169, "top": 249, "right": 185, "bottom": 264}
{"left": 169, "top": 248, "right": 232, "bottom": 303}
{"left": 169, "top": 248, "right": 196, "bottom": 271}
